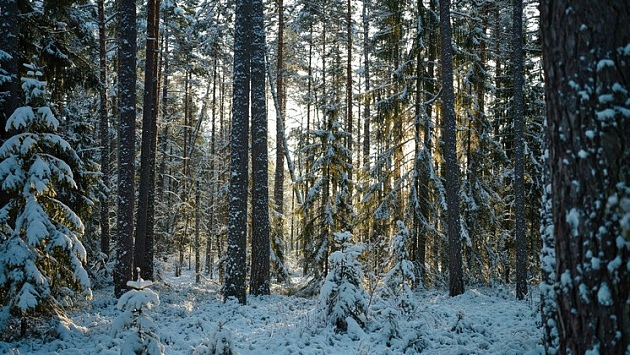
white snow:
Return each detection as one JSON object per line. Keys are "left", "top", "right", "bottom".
{"left": 2, "top": 259, "right": 542, "bottom": 354}
{"left": 596, "top": 59, "right": 615, "bottom": 72}
{"left": 585, "top": 130, "right": 595, "bottom": 139}
{"left": 597, "top": 283, "right": 612, "bottom": 306}
{"left": 596, "top": 108, "right": 615, "bottom": 120}
{"left": 566, "top": 208, "right": 580, "bottom": 236}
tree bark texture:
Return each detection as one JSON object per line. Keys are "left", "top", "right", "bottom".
{"left": 97, "top": 0, "right": 110, "bottom": 258}
{"left": 135, "top": 0, "right": 160, "bottom": 281}
{"left": 114, "top": 0, "right": 137, "bottom": 297}
{"left": 439, "top": 0, "right": 464, "bottom": 297}
{"left": 225, "top": 0, "right": 252, "bottom": 304}
{"left": 512, "top": 0, "right": 527, "bottom": 300}
{"left": 249, "top": 0, "right": 271, "bottom": 296}
{"left": 541, "top": 1, "right": 630, "bottom": 353}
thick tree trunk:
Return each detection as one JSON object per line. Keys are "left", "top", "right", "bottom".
{"left": 512, "top": 0, "right": 527, "bottom": 300}
{"left": 249, "top": 0, "right": 271, "bottom": 296}
{"left": 225, "top": 0, "right": 252, "bottom": 304}
{"left": 439, "top": 0, "right": 464, "bottom": 297}
{"left": 541, "top": 1, "right": 630, "bottom": 353}
{"left": 114, "top": 0, "right": 137, "bottom": 297}
{"left": 135, "top": 0, "right": 160, "bottom": 281}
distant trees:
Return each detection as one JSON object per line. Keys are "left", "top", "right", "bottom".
{"left": 541, "top": 0, "right": 630, "bottom": 353}
{"left": 0, "top": 0, "right": 587, "bottom": 327}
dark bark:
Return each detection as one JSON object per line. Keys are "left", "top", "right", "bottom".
{"left": 97, "top": 0, "right": 110, "bottom": 258}
{"left": 272, "top": 0, "right": 286, "bottom": 283}
{"left": 439, "top": 0, "right": 464, "bottom": 297}
{"left": 135, "top": 0, "right": 160, "bottom": 281}
{"left": 225, "top": 0, "right": 252, "bottom": 304}
{"left": 361, "top": 0, "right": 370, "bottom": 167}
{"left": 195, "top": 181, "right": 201, "bottom": 283}
{"left": 346, "top": 0, "right": 353, "bottom": 187}
{"left": 114, "top": 0, "right": 137, "bottom": 297}
{"left": 541, "top": 0, "right": 630, "bottom": 353}
{"left": 512, "top": 0, "right": 526, "bottom": 300}
{"left": 249, "top": 0, "right": 270, "bottom": 296}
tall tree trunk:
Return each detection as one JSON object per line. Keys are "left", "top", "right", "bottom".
{"left": 249, "top": 0, "right": 270, "bottom": 296}
{"left": 114, "top": 0, "right": 137, "bottom": 297}
{"left": 225, "top": 0, "right": 252, "bottom": 304}
{"left": 97, "top": 0, "right": 110, "bottom": 257}
{"left": 346, "top": 0, "right": 353, "bottom": 190}
{"left": 272, "top": 0, "right": 287, "bottom": 283}
{"left": 541, "top": 1, "right": 630, "bottom": 353}
{"left": 135, "top": 0, "right": 160, "bottom": 281}
{"left": 206, "top": 59, "right": 218, "bottom": 276}
{"left": 439, "top": 0, "right": 464, "bottom": 297}
{"left": 361, "top": 0, "right": 370, "bottom": 167}
{"left": 195, "top": 181, "right": 201, "bottom": 283}
{"left": 512, "top": 0, "right": 526, "bottom": 300}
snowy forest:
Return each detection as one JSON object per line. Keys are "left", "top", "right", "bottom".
{"left": 0, "top": 0, "right": 628, "bottom": 353}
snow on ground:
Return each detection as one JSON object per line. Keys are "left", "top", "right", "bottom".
{"left": 2, "top": 261, "right": 543, "bottom": 354}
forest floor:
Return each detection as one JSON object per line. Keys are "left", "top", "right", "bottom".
{"left": 2, "top": 258, "right": 544, "bottom": 354}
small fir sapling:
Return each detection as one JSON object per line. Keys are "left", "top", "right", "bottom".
{"left": 111, "top": 276, "right": 164, "bottom": 354}
{"left": 317, "top": 231, "right": 368, "bottom": 332}
{"left": 383, "top": 220, "right": 417, "bottom": 315}
{"left": 0, "top": 64, "right": 91, "bottom": 322}
{"left": 192, "top": 322, "right": 235, "bottom": 355}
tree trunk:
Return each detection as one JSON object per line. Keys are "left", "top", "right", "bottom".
{"left": 114, "top": 0, "right": 137, "bottom": 297}
{"left": 272, "top": 0, "right": 287, "bottom": 283}
{"left": 135, "top": 0, "right": 160, "bottom": 281}
{"left": 512, "top": 0, "right": 527, "bottom": 300}
{"left": 541, "top": 1, "right": 630, "bottom": 353}
{"left": 439, "top": 0, "right": 464, "bottom": 297}
{"left": 346, "top": 0, "right": 353, "bottom": 191}
{"left": 225, "top": 0, "right": 252, "bottom": 304}
{"left": 249, "top": 0, "right": 271, "bottom": 296}
{"left": 97, "top": 0, "right": 110, "bottom": 257}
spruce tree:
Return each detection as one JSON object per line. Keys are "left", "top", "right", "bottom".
{"left": 0, "top": 66, "right": 91, "bottom": 316}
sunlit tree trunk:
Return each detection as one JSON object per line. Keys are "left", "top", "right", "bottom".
{"left": 225, "top": 0, "right": 252, "bottom": 304}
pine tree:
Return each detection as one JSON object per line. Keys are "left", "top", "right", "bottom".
{"left": 0, "top": 66, "right": 91, "bottom": 316}
{"left": 224, "top": 0, "right": 251, "bottom": 305}
{"left": 439, "top": 0, "right": 464, "bottom": 297}
{"left": 249, "top": 0, "right": 271, "bottom": 296}
{"left": 114, "top": 0, "right": 137, "bottom": 297}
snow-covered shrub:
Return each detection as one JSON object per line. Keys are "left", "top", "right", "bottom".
{"left": 383, "top": 221, "right": 417, "bottom": 316}
{"left": 367, "top": 301, "right": 427, "bottom": 353}
{"left": 192, "top": 322, "right": 235, "bottom": 355}
{"left": 112, "top": 279, "right": 164, "bottom": 354}
{"left": 0, "top": 64, "right": 91, "bottom": 318}
{"left": 317, "top": 231, "right": 367, "bottom": 332}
